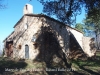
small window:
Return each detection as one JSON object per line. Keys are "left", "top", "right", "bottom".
{"left": 31, "top": 33, "right": 38, "bottom": 43}
{"left": 25, "top": 45, "right": 29, "bottom": 59}
{"left": 24, "top": 23, "right": 28, "bottom": 29}
{"left": 31, "top": 35, "right": 36, "bottom": 42}
{"left": 18, "top": 45, "right": 21, "bottom": 49}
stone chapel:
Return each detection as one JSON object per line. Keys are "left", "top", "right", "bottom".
{"left": 3, "top": 4, "right": 96, "bottom": 60}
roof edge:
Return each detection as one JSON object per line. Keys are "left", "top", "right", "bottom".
{"left": 13, "top": 13, "right": 83, "bottom": 33}
{"left": 3, "top": 31, "right": 14, "bottom": 42}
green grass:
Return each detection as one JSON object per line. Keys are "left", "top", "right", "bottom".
{"left": 0, "top": 51, "right": 100, "bottom": 75}
{"left": 71, "top": 51, "right": 100, "bottom": 75}
{"left": 96, "top": 51, "right": 100, "bottom": 60}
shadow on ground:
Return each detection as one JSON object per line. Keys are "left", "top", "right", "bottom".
{"left": 72, "top": 52, "right": 100, "bottom": 75}
{"left": 0, "top": 57, "right": 27, "bottom": 75}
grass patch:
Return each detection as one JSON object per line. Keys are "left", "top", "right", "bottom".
{"left": 71, "top": 51, "right": 100, "bottom": 75}
{"left": 0, "top": 51, "right": 100, "bottom": 75}
{"left": 0, "top": 57, "right": 28, "bottom": 74}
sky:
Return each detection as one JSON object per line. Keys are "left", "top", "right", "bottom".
{"left": 0, "top": 0, "right": 85, "bottom": 48}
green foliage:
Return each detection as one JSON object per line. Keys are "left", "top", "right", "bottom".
{"left": 81, "top": 17, "right": 98, "bottom": 37}
{"left": 87, "top": 8, "right": 100, "bottom": 30}
{"left": 83, "top": 14, "right": 100, "bottom": 37}
{"left": 75, "top": 23, "right": 84, "bottom": 33}
{"left": 37, "top": 0, "right": 100, "bottom": 25}
{"left": 0, "top": 0, "right": 6, "bottom": 9}
{"left": 72, "top": 59, "right": 100, "bottom": 67}
{"left": 87, "top": 18, "right": 100, "bottom": 34}
{"left": 83, "top": 18, "right": 95, "bottom": 30}
{"left": 71, "top": 51, "right": 100, "bottom": 74}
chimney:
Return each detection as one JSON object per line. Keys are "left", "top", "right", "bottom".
{"left": 23, "top": 4, "right": 33, "bottom": 15}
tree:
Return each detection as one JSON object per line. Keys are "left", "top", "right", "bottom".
{"left": 37, "top": 0, "right": 100, "bottom": 25}
{"left": 0, "top": 0, "right": 7, "bottom": 9}
{"left": 83, "top": 15, "right": 100, "bottom": 49}
{"left": 75, "top": 22, "right": 94, "bottom": 37}
{"left": 33, "top": 0, "right": 100, "bottom": 68}
{"left": 85, "top": 16, "right": 100, "bottom": 36}
{"left": 82, "top": 18, "right": 95, "bottom": 37}
{"left": 0, "top": 41, "right": 3, "bottom": 57}
{"left": 75, "top": 23, "right": 84, "bottom": 33}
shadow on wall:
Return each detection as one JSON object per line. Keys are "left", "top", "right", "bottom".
{"left": 38, "top": 26, "right": 64, "bottom": 61}
{"left": 4, "top": 29, "right": 27, "bottom": 58}
{"left": 32, "top": 17, "right": 87, "bottom": 64}
{"left": 33, "top": 26, "right": 72, "bottom": 75}
{"left": 32, "top": 26, "right": 87, "bottom": 75}
{"left": 34, "top": 26, "right": 64, "bottom": 62}
{"left": 82, "top": 37, "right": 97, "bottom": 58}
{"left": 89, "top": 38, "right": 97, "bottom": 59}
{"left": 69, "top": 32, "right": 86, "bottom": 60}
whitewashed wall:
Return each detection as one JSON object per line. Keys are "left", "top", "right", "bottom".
{"left": 82, "top": 37, "right": 96, "bottom": 57}
{"left": 68, "top": 27, "right": 83, "bottom": 49}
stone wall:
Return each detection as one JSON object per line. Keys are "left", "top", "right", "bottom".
{"left": 82, "top": 37, "right": 96, "bottom": 57}
{"left": 13, "top": 16, "right": 42, "bottom": 59}
{"left": 4, "top": 14, "right": 85, "bottom": 60}
{"left": 12, "top": 15, "right": 70, "bottom": 60}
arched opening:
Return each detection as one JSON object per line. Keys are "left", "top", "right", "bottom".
{"left": 6, "top": 41, "right": 13, "bottom": 57}
{"left": 25, "top": 45, "right": 29, "bottom": 59}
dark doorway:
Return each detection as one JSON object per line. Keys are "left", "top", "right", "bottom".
{"left": 25, "top": 45, "right": 29, "bottom": 59}
{"left": 6, "top": 41, "right": 13, "bottom": 57}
